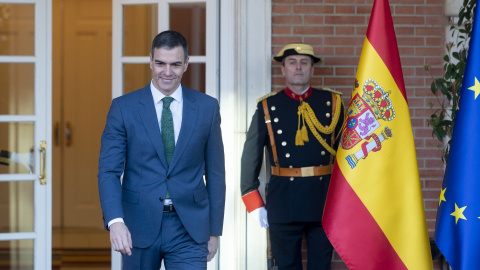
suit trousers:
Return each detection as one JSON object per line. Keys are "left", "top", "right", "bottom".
{"left": 269, "top": 221, "right": 333, "bottom": 270}
{"left": 122, "top": 211, "right": 209, "bottom": 270}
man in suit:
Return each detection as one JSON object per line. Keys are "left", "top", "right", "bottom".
{"left": 240, "top": 43, "right": 345, "bottom": 269}
{"left": 98, "top": 30, "right": 226, "bottom": 269}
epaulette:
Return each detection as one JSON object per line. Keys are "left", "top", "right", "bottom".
{"left": 319, "top": 87, "right": 343, "bottom": 96}
{"left": 256, "top": 91, "right": 277, "bottom": 103}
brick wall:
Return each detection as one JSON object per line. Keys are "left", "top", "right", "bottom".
{"left": 271, "top": 0, "right": 448, "bottom": 269}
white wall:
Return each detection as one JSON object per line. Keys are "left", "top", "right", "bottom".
{"left": 218, "top": 0, "right": 271, "bottom": 269}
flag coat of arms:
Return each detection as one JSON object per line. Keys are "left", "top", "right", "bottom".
{"left": 322, "top": 0, "right": 433, "bottom": 269}
{"left": 435, "top": 1, "right": 480, "bottom": 269}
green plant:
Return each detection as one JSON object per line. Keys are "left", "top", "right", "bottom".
{"left": 425, "top": 0, "right": 476, "bottom": 163}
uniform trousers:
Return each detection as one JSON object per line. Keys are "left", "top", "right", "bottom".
{"left": 122, "top": 211, "right": 208, "bottom": 270}
{"left": 269, "top": 221, "right": 333, "bottom": 270}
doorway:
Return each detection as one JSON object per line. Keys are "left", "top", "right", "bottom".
{"left": 52, "top": 0, "right": 215, "bottom": 267}
{"left": 52, "top": 0, "right": 112, "bottom": 267}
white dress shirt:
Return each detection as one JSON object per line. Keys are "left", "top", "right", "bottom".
{"left": 150, "top": 82, "right": 183, "bottom": 144}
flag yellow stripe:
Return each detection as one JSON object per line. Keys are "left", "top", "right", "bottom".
{"left": 337, "top": 38, "right": 431, "bottom": 269}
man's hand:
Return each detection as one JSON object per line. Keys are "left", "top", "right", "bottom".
{"left": 207, "top": 236, "right": 219, "bottom": 262}
{"left": 110, "top": 222, "right": 132, "bottom": 256}
{"left": 250, "top": 206, "right": 269, "bottom": 228}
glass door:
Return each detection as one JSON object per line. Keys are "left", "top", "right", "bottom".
{"left": 112, "top": 0, "right": 218, "bottom": 98}
{"left": 111, "top": 0, "right": 218, "bottom": 269}
{"left": 0, "top": 0, "right": 52, "bottom": 269}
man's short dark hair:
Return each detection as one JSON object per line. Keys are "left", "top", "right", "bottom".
{"left": 151, "top": 30, "right": 189, "bottom": 61}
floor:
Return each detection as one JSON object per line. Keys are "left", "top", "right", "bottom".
{"left": 52, "top": 228, "right": 111, "bottom": 270}
{"left": 52, "top": 248, "right": 110, "bottom": 270}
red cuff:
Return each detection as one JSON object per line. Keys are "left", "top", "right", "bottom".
{"left": 241, "top": 190, "right": 265, "bottom": 213}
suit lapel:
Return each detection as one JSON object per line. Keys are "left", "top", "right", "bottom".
{"left": 168, "top": 86, "right": 198, "bottom": 172}
{"left": 138, "top": 86, "right": 169, "bottom": 168}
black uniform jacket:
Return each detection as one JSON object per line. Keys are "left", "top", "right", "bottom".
{"left": 241, "top": 87, "right": 345, "bottom": 224}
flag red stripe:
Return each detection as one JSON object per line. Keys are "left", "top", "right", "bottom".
{"left": 366, "top": 0, "right": 407, "bottom": 101}
{"left": 323, "top": 162, "right": 407, "bottom": 269}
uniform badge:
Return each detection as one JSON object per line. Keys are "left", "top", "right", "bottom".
{"left": 340, "top": 79, "right": 395, "bottom": 168}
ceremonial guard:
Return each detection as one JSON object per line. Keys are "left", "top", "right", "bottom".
{"left": 240, "top": 43, "right": 346, "bottom": 270}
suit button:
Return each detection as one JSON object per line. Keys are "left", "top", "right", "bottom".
{"left": 159, "top": 197, "right": 164, "bottom": 202}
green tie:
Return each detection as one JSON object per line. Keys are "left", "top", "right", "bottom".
{"left": 162, "top": 97, "right": 174, "bottom": 200}
{"left": 161, "top": 97, "right": 175, "bottom": 166}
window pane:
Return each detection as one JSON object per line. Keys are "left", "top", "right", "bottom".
{"left": 123, "top": 63, "right": 151, "bottom": 94}
{"left": 0, "top": 181, "right": 34, "bottom": 233}
{"left": 123, "top": 4, "right": 158, "bottom": 57}
{"left": 170, "top": 3, "right": 206, "bottom": 56}
{"left": 0, "top": 239, "right": 34, "bottom": 269}
{"left": 0, "top": 122, "right": 34, "bottom": 174}
{"left": 0, "top": 4, "right": 35, "bottom": 56}
{"left": 0, "top": 63, "right": 35, "bottom": 115}
{"left": 183, "top": 63, "right": 205, "bottom": 93}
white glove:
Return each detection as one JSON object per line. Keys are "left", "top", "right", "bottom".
{"left": 250, "top": 206, "right": 269, "bottom": 228}
{"left": 10, "top": 151, "right": 33, "bottom": 173}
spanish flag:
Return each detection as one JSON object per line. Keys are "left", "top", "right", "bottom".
{"left": 322, "top": 0, "right": 433, "bottom": 268}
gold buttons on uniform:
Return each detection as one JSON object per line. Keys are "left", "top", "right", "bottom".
{"left": 282, "top": 141, "right": 287, "bottom": 146}
{"left": 274, "top": 118, "right": 279, "bottom": 123}
{"left": 326, "top": 101, "right": 331, "bottom": 106}
{"left": 277, "top": 129, "right": 283, "bottom": 134}
{"left": 321, "top": 151, "right": 325, "bottom": 156}
{"left": 286, "top": 153, "right": 290, "bottom": 158}
{"left": 271, "top": 106, "right": 276, "bottom": 111}
{"left": 290, "top": 177, "right": 294, "bottom": 181}
{"left": 326, "top": 113, "right": 331, "bottom": 118}
{"left": 289, "top": 165, "right": 293, "bottom": 169}
{"left": 319, "top": 177, "right": 323, "bottom": 180}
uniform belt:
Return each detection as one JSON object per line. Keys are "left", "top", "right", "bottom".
{"left": 163, "top": 204, "right": 176, "bottom": 212}
{"left": 271, "top": 165, "right": 332, "bottom": 177}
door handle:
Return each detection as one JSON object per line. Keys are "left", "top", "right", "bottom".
{"left": 54, "top": 121, "right": 59, "bottom": 146}
{"left": 39, "top": 141, "right": 46, "bottom": 185}
{"left": 65, "top": 121, "right": 73, "bottom": 146}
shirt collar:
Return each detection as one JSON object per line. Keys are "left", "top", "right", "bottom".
{"left": 150, "top": 82, "right": 183, "bottom": 104}
{"left": 284, "top": 86, "right": 312, "bottom": 101}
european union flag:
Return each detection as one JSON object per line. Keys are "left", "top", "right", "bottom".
{"left": 435, "top": 2, "right": 480, "bottom": 269}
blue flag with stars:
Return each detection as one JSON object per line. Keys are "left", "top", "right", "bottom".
{"left": 435, "top": 2, "right": 480, "bottom": 269}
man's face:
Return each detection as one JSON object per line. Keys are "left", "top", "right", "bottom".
{"left": 281, "top": 55, "right": 314, "bottom": 89}
{"left": 150, "top": 46, "right": 189, "bottom": 95}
